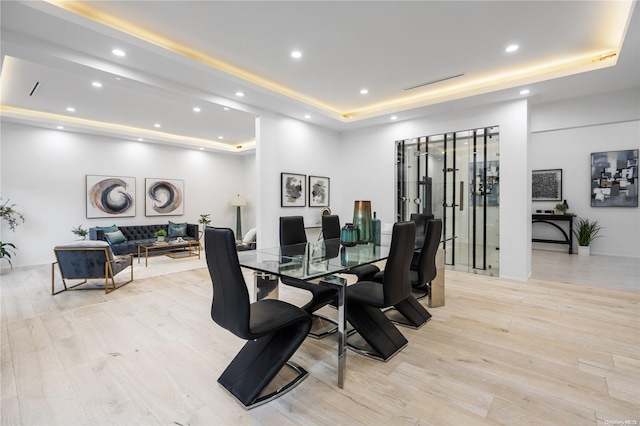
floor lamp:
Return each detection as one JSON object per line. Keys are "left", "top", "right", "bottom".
{"left": 231, "top": 195, "right": 246, "bottom": 240}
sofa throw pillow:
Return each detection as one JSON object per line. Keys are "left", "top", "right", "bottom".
{"left": 105, "top": 230, "right": 127, "bottom": 245}
{"left": 243, "top": 227, "right": 257, "bottom": 243}
{"left": 168, "top": 221, "right": 187, "bottom": 238}
{"left": 97, "top": 224, "right": 118, "bottom": 234}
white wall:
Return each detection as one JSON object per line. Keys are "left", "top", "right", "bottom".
{"left": 340, "top": 100, "right": 531, "bottom": 280}
{"left": 530, "top": 89, "right": 640, "bottom": 257}
{"left": 256, "top": 111, "right": 342, "bottom": 247}
{"left": 0, "top": 122, "right": 247, "bottom": 268}
{"left": 241, "top": 152, "right": 257, "bottom": 233}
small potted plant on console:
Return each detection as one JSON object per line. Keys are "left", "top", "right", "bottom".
{"left": 554, "top": 202, "right": 568, "bottom": 215}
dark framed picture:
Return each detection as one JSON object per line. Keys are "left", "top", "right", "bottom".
{"left": 145, "top": 178, "right": 184, "bottom": 216}
{"left": 309, "top": 175, "right": 330, "bottom": 207}
{"left": 591, "top": 149, "right": 638, "bottom": 207}
{"left": 86, "top": 175, "right": 136, "bottom": 218}
{"left": 532, "top": 169, "right": 562, "bottom": 201}
{"left": 281, "top": 173, "right": 306, "bottom": 207}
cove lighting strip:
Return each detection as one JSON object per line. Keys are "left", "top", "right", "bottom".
{"left": 0, "top": 105, "right": 256, "bottom": 152}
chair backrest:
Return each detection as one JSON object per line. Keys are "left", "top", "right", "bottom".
{"left": 321, "top": 215, "right": 341, "bottom": 240}
{"left": 382, "top": 221, "right": 416, "bottom": 306}
{"left": 280, "top": 216, "right": 307, "bottom": 246}
{"left": 205, "top": 227, "right": 251, "bottom": 339}
{"left": 410, "top": 213, "right": 434, "bottom": 248}
{"left": 417, "top": 219, "right": 442, "bottom": 285}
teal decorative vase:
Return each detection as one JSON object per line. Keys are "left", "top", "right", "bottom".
{"left": 340, "top": 223, "right": 357, "bottom": 247}
{"left": 372, "top": 211, "right": 381, "bottom": 246}
{"left": 353, "top": 200, "right": 372, "bottom": 244}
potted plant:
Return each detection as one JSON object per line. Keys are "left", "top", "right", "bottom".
{"left": 155, "top": 229, "right": 167, "bottom": 242}
{"left": 71, "top": 225, "right": 88, "bottom": 240}
{"left": 1, "top": 198, "right": 24, "bottom": 270}
{"left": 0, "top": 241, "right": 17, "bottom": 269}
{"left": 572, "top": 217, "right": 602, "bottom": 256}
{"left": 0, "top": 198, "right": 25, "bottom": 231}
{"left": 198, "top": 214, "right": 211, "bottom": 239}
{"left": 199, "top": 213, "right": 211, "bottom": 228}
{"left": 554, "top": 203, "right": 567, "bottom": 215}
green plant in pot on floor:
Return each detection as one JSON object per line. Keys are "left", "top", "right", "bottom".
{"left": 573, "top": 217, "right": 602, "bottom": 256}
{"left": 0, "top": 241, "right": 17, "bottom": 269}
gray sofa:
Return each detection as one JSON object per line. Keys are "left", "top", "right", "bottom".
{"left": 89, "top": 223, "right": 199, "bottom": 256}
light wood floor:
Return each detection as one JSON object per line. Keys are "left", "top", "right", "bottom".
{"left": 1, "top": 252, "right": 638, "bottom": 425}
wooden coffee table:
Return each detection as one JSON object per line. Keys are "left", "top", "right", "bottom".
{"left": 137, "top": 240, "right": 201, "bottom": 267}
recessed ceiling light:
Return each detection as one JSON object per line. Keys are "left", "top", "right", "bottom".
{"left": 193, "top": 107, "right": 201, "bottom": 112}
{"left": 112, "top": 49, "right": 126, "bottom": 57}
{"left": 154, "top": 123, "right": 161, "bottom": 128}
{"left": 66, "top": 107, "right": 75, "bottom": 112}
{"left": 56, "top": 126, "right": 64, "bottom": 130}
{"left": 304, "top": 114, "right": 311, "bottom": 119}
{"left": 360, "top": 89, "right": 369, "bottom": 95}
{"left": 291, "top": 50, "right": 302, "bottom": 59}
{"left": 199, "top": 147, "right": 204, "bottom": 151}
{"left": 137, "top": 138, "right": 143, "bottom": 141}
{"left": 92, "top": 82, "right": 102, "bottom": 88}
{"left": 218, "top": 136, "right": 224, "bottom": 139}
{"left": 235, "top": 91, "right": 244, "bottom": 97}
{"left": 520, "top": 89, "right": 530, "bottom": 95}
{"left": 505, "top": 44, "right": 519, "bottom": 53}
{"left": 223, "top": 107, "right": 230, "bottom": 111}
{"left": 115, "top": 77, "right": 122, "bottom": 81}
{"left": 390, "top": 115, "right": 398, "bottom": 120}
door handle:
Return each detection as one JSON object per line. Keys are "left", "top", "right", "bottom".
{"left": 459, "top": 181, "right": 464, "bottom": 211}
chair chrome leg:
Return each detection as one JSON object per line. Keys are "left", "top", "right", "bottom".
{"left": 346, "top": 331, "right": 407, "bottom": 362}
{"left": 242, "top": 362, "right": 308, "bottom": 409}
{"left": 413, "top": 285, "right": 430, "bottom": 301}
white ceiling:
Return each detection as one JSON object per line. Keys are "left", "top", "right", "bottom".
{"left": 1, "top": 0, "right": 638, "bottom": 152}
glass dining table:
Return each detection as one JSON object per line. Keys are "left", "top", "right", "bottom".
{"left": 237, "top": 238, "right": 390, "bottom": 389}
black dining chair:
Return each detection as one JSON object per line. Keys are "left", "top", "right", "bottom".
{"left": 368, "top": 218, "right": 442, "bottom": 328}
{"left": 346, "top": 221, "right": 415, "bottom": 361}
{"left": 205, "top": 227, "right": 311, "bottom": 409}
{"left": 321, "top": 215, "right": 380, "bottom": 280}
{"left": 369, "top": 223, "right": 441, "bottom": 330}
{"left": 410, "top": 213, "right": 434, "bottom": 266}
{"left": 280, "top": 216, "right": 340, "bottom": 339}
{"left": 411, "top": 218, "right": 442, "bottom": 301}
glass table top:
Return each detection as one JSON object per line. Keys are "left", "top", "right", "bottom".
{"left": 237, "top": 239, "right": 390, "bottom": 281}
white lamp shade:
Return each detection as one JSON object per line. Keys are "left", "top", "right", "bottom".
{"left": 231, "top": 195, "right": 246, "bottom": 206}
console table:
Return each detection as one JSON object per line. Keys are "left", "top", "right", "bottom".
{"left": 532, "top": 214, "right": 574, "bottom": 254}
